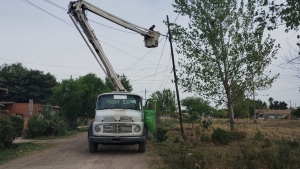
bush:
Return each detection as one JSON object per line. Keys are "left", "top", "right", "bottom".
{"left": 211, "top": 127, "right": 231, "bottom": 145}
{"left": 0, "top": 116, "right": 15, "bottom": 149}
{"left": 69, "top": 120, "right": 80, "bottom": 130}
{"left": 202, "top": 120, "right": 212, "bottom": 129}
{"left": 254, "top": 130, "right": 264, "bottom": 140}
{"left": 10, "top": 116, "right": 24, "bottom": 137}
{"left": 26, "top": 115, "right": 49, "bottom": 138}
{"left": 154, "top": 127, "right": 168, "bottom": 142}
{"left": 230, "top": 131, "right": 247, "bottom": 141}
{"left": 54, "top": 120, "right": 67, "bottom": 136}
{"left": 200, "top": 134, "right": 210, "bottom": 142}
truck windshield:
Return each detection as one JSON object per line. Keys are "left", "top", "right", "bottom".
{"left": 96, "top": 94, "right": 142, "bottom": 110}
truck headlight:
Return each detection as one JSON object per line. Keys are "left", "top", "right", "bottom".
{"left": 134, "top": 125, "right": 141, "bottom": 132}
{"left": 94, "top": 125, "right": 101, "bottom": 132}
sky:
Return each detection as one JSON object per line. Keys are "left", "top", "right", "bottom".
{"left": 0, "top": 0, "right": 299, "bottom": 109}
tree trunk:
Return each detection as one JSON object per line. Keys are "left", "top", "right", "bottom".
{"left": 228, "top": 101, "right": 235, "bottom": 131}
{"left": 226, "top": 88, "right": 235, "bottom": 131}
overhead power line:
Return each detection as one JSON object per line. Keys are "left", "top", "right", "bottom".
{"left": 21, "top": 0, "right": 169, "bottom": 68}
{"left": 148, "top": 36, "right": 168, "bottom": 90}
{"left": 0, "top": 57, "right": 169, "bottom": 71}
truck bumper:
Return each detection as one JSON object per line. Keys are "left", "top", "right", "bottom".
{"left": 88, "top": 136, "right": 146, "bottom": 145}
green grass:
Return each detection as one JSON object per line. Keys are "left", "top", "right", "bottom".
{"left": 0, "top": 142, "right": 54, "bottom": 164}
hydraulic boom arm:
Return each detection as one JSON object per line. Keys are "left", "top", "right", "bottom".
{"left": 68, "top": 0, "right": 160, "bottom": 91}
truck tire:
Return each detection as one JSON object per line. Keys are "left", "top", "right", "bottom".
{"left": 138, "top": 141, "right": 146, "bottom": 153}
{"left": 89, "top": 141, "right": 98, "bottom": 153}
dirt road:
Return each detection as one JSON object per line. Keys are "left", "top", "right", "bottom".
{"left": 0, "top": 132, "right": 147, "bottom": 169}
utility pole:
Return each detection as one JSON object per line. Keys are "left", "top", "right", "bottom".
{"left": 253, "top": 77, "right": 256, "bottom": 119}
{"left": 145, "top": 89, "right": 147, "bottom": 100}
{"left": 166, "top": 15, "right": 184, "bottom": 136}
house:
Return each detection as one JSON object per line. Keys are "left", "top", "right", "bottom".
{"left": 255, "top": 109, "right": 292, "bottom": 119}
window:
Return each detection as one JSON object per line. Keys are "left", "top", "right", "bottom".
{"left": 96, "top": 94, "right": 142, "bottom": 110}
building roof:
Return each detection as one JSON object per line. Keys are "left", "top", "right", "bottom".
{"left": 255, "top": 109, "right": 291, "bottom": 115}
{"left": 0, "top": 102, "right": 15, "bottom": 105}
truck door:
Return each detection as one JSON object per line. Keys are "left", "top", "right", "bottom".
{"left": 144, "top": 98, "right": 156, "bottom": 132}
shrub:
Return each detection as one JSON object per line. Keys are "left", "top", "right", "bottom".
{"left": 0, "top": 116, "right": 15, "bottom": 149}
{"left": 202, "top": 120, "right": 212, "bottom": 129}
{"left": 154, "top": 127, "right": 168, "bottom": 142}
{"left": 26, "top": 115, "right": 49, "bottom": 138}
{"left": 10, "top": 116, "right": 24, "bottom": 137}
{"left": 69, "top": 120, "right": 79, "bottom": 130}
{"left": 54, "top": 120, "right": 67, "bottom": 136}
{"left": 200, "top": 134, "right": 210, "bottom": 142}
{"left": 261, "top": 138, "right": 272, "bottom": 148}
{"left": 230, "top": 131, "right": 247, "bottom": 141}
{"left": 211, "top": 127, "right": 231, "bottom": 145}
{"left": 254, "top": 130, "right": 264, "bottom": 140}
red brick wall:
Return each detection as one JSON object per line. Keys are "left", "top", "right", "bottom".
{"left": 8, "top": 103, "right": 43, "bottom": 117}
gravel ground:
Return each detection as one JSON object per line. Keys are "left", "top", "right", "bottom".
{"left": 0, "top": 132, "right": 147, "bottom": 169}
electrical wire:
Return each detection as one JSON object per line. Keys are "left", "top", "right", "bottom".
{"left": 0, "top": 57, "right": 168, "bottom": 71}
{"left": 42, "top": 0, "right": 170, "bottom": 55}
{"left": 159, "top": 54, "right": 172, "bottom": 90}
{"left": 22, "top": 0, "right": 169, "bottom": 68}
{"left": 148, "top": 36, "right": 168, "bottom": 90}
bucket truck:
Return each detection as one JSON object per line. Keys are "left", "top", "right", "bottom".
{"left": 68, "top": 0, "right": 160, "bottom": 153}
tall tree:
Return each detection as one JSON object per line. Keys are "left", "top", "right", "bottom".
{"left": 150, "top": 88, "right": 177, "bottom": 121}
{"left": 0, "top": 63, "right": 57, "bottom": 103}
{"left": 105, "top": 74, "right": 133, "bottom": 92}
{"left": 181, "top": 96, "right": 215, "bottom": 127}
{"left": 270, "top": 100, "right": 288, "bottom": 110}
{"left": 268, "top": 97, "right": 274, "bottom": 109}
{"left": 170, "top": 0, "right": 279, "bottom": 131}
{"left": 262, "top": 0, "right": 300, "bottom": 74}
{"left": 52, "top": 73, "right": 108, "bottom": 127}
{"left": 181, "top": 96, "right": 214, "bottom": 117}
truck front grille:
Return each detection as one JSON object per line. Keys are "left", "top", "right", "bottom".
{"left": 103, "top": 123, "right": 132, "bottom": 133}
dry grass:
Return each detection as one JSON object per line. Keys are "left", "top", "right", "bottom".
{"left": 147, "top": 118, "right": 300, "bottom": 169}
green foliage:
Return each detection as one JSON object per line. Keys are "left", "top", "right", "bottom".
{"left": 230, "top": 131, "right": 247, "bottom": 141}
{"left": 105, "top": 74, "right": 133, "bottom": 92}
{"left": 26, "top": 114, "right": 49, "bottom": 138}
{"left": 262, "top": 138, "right": 272, "bottom": 148}
{"left": 53, "top": 73, "right": 109, "bottom": 127}
{"left": 10, "top": 116, "right": 24, "bottom": 137}
{"left": 0, "top": 63, "right": 57, "bottom": 103}
{"left": 254, "top": 130, "right": 264, "bottom": 140}
{"left": 170, "top": 0, "right": 279, "bottom": 131}
{"left": 200, "top": 134, "right": 210, "bottom": 142}
{"left": 181, "top": 96, "right": 215, "bottom": 128}
{"left": 0, "top": 116, "right": 15, "bottom": 149}
{"left": 211, "top": 127, "right": 231, "bottom": 145}
{"left": 292, "top": 107, "right": 300, "bottom": 118}
{"left": 202, "top": 120, "right": 212, "bottom": 129}
{"left": 54, "top": 120, "right": 67, "bottom": 136}
{"left": 264, "top": 0, "right": 300, "bottom": 31}
{"left": 269, "top": 99, "right": 288, "bottom": 110}
{"left": 150, "top": 89, "right": 177, "bottom": 121}
{"left": 153, "top": 127, "right": 168, "bottom": 142}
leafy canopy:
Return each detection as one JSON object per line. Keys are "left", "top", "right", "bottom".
{"left": 0, "top": 63, "right": 57, "bottom": 103}
{"left": 170, "top": 0, "right": 279, "bottom": 130}
{"left": 150, "top": 88, "right": 177, "bottom": 119}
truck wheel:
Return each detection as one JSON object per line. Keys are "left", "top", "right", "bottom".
{"left": 89, "top": 141, "right": 98, "bottom": 153}
{"left": 138, "top": 141, "right": 146, "bottom": 153}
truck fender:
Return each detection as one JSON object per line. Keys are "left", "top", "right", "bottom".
{"left": 88, "top": 122, "right": 93, "bottom": 137}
